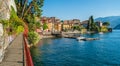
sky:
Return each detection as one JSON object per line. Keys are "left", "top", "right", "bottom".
{"left": 42, "top": 0, "right": 120, "bottom": 21}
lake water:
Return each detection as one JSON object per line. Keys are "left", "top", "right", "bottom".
{"left": 30, "top": 30, "right": 120, "bottom": 66}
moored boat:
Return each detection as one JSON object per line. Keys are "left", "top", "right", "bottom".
{"left": 76, "top": 37, "right": 85, "bottom": 41}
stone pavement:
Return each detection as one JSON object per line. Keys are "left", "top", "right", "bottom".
{"left": 0, "top": 33, "right": 24, "bottom": 66}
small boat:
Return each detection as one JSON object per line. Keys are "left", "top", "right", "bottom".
{"left": 76, "top": 37, "right": 100, "bottom": 41}
{"left": 76, "top": 37, "right": 85, "bottom": 41}
{"left": 99, "top": 32, "right": 103, "bottom": 34}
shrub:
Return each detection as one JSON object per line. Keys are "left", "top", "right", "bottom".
{"left": 43, "top": 22, "right": 48, "bottom": 30}
{"left": 0, "top": 20, "right": 9, "bottom": 29}
{"left": 16, "top": 26, "right": 24, "bottom": 34}
{"left": 36, "top": 22, "right": 41, "bottom": 29}
{"left": 28, "top": 31, "right": 40, "bottom": 46}
{"left": 9, "top": 6, "right": 25, "bottom": 35}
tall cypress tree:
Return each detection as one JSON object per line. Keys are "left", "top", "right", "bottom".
{"left": 87, "top": 16, "right": 99, "bottom": 32}
{"left": 87, "top": 16, "right": 93, "bottom": 31}
{"left": 90, "top": 16, "right": 94, "bottom": 31}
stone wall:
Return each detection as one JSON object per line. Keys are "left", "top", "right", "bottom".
{"left": 0, "top": 23, "right": 4, "bottom": 62}
{"left": 0, "top": 23, "right": 3, "bottom": 36}
{"left": 0, "top": 0, "right": 17, "bottom": 20}
{"left": 0, "top": 0, "right": 17, "bottom": 62}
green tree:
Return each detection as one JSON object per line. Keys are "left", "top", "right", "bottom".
{"left": 43, "top": 22, "right": 48, "bottom": 30}
{"left": 15, "top": 0, "right": 44, "bottom": 19}
{"left": 14, "top": 0, "right": 44, "bottom": 46}
{"left": 72, "top": 26, "right": 82, "bottom": 31}
{"left": 103, "top": 22, "right": 110, "bottom": 26}
{"left": 28, "top": 31, "right": 40, "bottom": 46}
{"left": 9, "top": 6, "right": 25, "bottom": 34}
{"left": 87, "top": 16, "right": 94, "bottom": 31}
{"left": 15, "top": 0, "right": 44, "bottom": 32}
{"left": 87, "top": 20, "right": 90, "bottom": 31}
{"left": 87, "top": 16, "right": 100, "bottom": 32}
{"left": 36, "top": 22, "right": 41, "bottom": 28}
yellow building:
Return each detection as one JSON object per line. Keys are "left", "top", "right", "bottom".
{"left": 41, "top": 17, "right": 62, "bottom": 32}
{"left": 53, "top": 19, "right": 62, "bottom": 32}
{"left": 47, "top": 22, "right": 53, "bottom": 32}
{"left": 62, "top": 20, "right": 73, "bottom": 31}
{"left": 54, "top": 22, "right": 62, "bottom": 32}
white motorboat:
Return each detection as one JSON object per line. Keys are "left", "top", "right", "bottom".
{"left": 99, "top": 32, "right": 103, "bottom": 34}
{"left": 76, "top": 37, "right": 100, "bottom": 41}
{"left": 76, "top": 37, "right": 85, "bottom": 41}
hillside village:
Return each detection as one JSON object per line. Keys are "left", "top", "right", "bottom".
{"left": 35, "top": 16, "right": 111, "bottom": 37}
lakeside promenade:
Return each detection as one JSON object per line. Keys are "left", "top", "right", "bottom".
{"left": 0, "top": 33, "right": 24, "bottom": 66}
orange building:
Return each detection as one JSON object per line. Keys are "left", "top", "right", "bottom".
{"left": 40, "top": 17, "right": 62, "bottom": 32}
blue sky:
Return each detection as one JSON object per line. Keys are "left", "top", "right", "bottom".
{"left": 42, "top": 0, "right": 120, "bottom": 21}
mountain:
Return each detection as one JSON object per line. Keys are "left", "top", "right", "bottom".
{"left": 95, "top": 16, "right": 120, "bottom": 29}
{"left": 114, "top": 24, "right": 120, "bottom": 29}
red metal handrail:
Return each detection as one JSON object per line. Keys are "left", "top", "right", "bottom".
{"left": 23, "top": 28, "right": 34, "bottom": 66}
